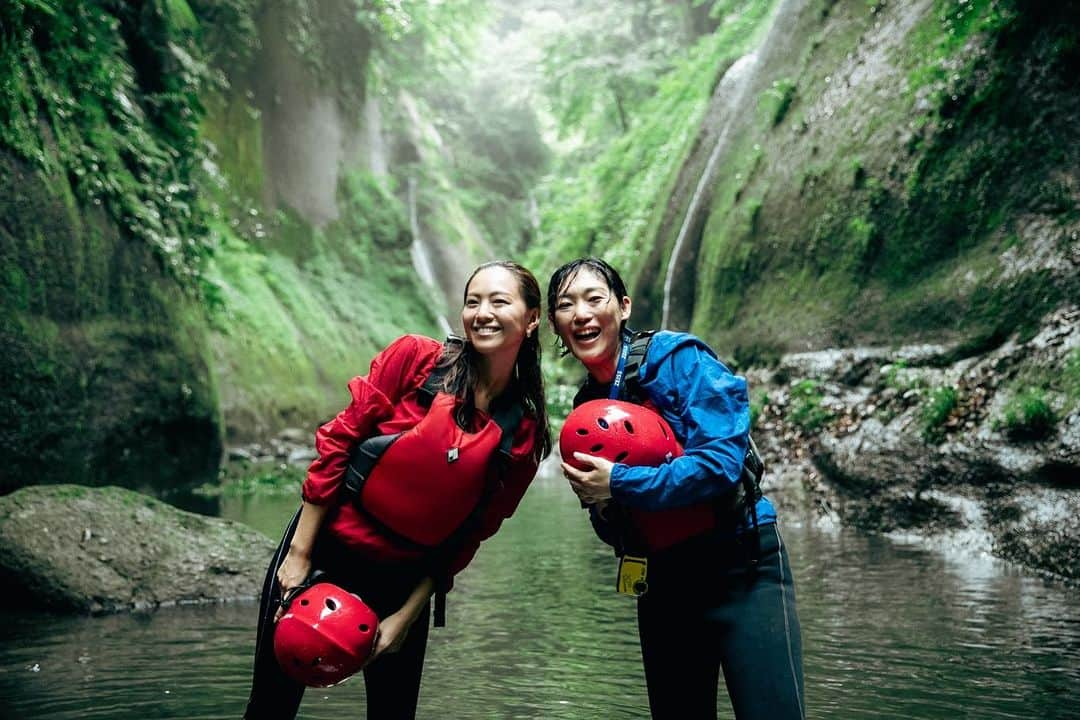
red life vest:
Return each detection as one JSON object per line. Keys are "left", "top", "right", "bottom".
{"left": 625, "top": 503, "right": 717, "bottom": 554}
{"left": 353, "top": 392, "right": 507, "bottom": 548}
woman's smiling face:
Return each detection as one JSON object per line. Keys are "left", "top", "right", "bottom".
{"left": 551, "top": 267, "right": 631, "bottom": 382}
{"left": 462, "top": 265, "right": 538, "bottom": 359}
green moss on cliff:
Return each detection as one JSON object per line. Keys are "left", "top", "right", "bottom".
{"left": 688, "top": 0, "right": 1079, "bottom": 361}
{"left": 200, "top": 164, "right": 438, "bottom": 440}
{"left": 0, "top": 154, "right": 221, "bottom": 494}
{"left": 529, "top": 0, "right": 779, "bottom": 282}
{"left": 0, "top": 0, "right": 441, "bottom": 492}
{"left": 0, "top": 0, "right": 214, "bottom": 281}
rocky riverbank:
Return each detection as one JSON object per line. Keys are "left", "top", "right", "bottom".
{"left": 749, "top": 306, "right": 1079, "bottom": 582}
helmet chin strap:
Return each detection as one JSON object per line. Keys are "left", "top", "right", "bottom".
{"left": 278, "top": 569, "right": 327, "bottom": 611}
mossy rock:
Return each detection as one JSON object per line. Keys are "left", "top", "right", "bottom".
{"left": 0, "top": 485, "right": 274, "bottom": 614}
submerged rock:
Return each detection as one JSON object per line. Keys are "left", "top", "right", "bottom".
{"left": 0, "top": 485, "right": 274, "bottom": 614}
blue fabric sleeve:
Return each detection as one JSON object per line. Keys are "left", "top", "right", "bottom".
{"left": 608, "top": 334, "right": 751, "bottom": 511}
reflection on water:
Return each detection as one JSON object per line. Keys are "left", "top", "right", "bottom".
{"left": 1, "top": 467, "right": 1078, "bottom": 719}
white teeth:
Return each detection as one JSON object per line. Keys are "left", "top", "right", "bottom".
{"left": 474, "top": 327, "right": 500, "bottom": 335}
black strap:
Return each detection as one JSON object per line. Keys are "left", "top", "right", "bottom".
{"left": 621, "top": 329, "right": 656, "bottom": 403}
{"left": 342, "top": 432, "right": 403, "bottom": 498}
{"left": 279, "top": 569, "right": 328, "bottom": 612}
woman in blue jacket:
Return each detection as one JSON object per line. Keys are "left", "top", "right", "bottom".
{"left": 548, "top": 257, "right": 805, "bottom": 720}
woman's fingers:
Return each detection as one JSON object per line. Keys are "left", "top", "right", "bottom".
{"left": 364, "top": 628, "right": 384, "bottom": 666}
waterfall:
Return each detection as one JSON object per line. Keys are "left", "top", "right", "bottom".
{"left": 408, "top": 176, "right": 454, "bottom": 336}
{"left": 661, "top": 51, "right": 759, "bottom": 330}
{"left": 660, "top": 0, "right": 809, "bottom": 330}
{"left": 527, "top": 190, "right": 541, "bottom": 245}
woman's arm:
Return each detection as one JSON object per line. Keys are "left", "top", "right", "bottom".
{"left": 609, "top": 340, "right": 751, "bottom": 510}
{"left": 369, "top": 576, "right": 435, "bottom": 660}
{"left": 303, "top": 335, "right": 440, "bottom": 504}
{"left": 273, "top": 500, "right": 331, "bottom": 621}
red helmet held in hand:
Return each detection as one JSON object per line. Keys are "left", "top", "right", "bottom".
{"left": 273, "top": 582, "right": 379, "bottom": 687}
{"left": 560, "top": 399, "right": 682, "bottom": 471}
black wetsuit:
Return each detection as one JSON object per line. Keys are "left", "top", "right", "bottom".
{"left": 634, "top": 525, "right": 804, "bottom": 719}
{"left": 244, "top": 514, "right": 430, "bottom": 720}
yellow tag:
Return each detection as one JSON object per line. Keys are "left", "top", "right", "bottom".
{"left": 616, "top": 555, "right": 649, "bottom": 597}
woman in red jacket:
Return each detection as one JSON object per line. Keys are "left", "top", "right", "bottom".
{"left": 244, "top": 261, "right": 551, "bottom": 719}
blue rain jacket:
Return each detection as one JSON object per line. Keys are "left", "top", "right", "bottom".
{"left": 592, "top": 331, "right": 776, "bottom": 532}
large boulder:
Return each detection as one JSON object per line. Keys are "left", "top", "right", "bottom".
{"left": 0, "top": 485, "right": 275, "bottom": 614}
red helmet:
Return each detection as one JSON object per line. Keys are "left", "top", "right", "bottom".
{"left": 560, "top": 399, "right": 682, "bottom": 471}
{"left": 273, "top": 583, "right": 379, "bottom": 687}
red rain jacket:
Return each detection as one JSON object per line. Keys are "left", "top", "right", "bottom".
{"left": 303, "top": 335, "right": 539, "bottom": 577}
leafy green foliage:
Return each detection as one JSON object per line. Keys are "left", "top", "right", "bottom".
{"left": 196, "top": 463, "right": 304, "bottom": 497}
{"left": 997, "top": 387, "right": 1057, "bottom": 441}
{"left": 760, "top": 77, "right": 796, "bottom": 126}
{"left": 1065, "top": 348, "right": 1080, "bottom": 404}
{"left": 541, "top": 0, "right": 690, "bottom": 143}
{"left": 0, "top": 0, "right": 216, "bottom": 283}
{"left": 787, "top": 379, "right": 833, "bottom": 432}
{"left": 906, "top": 0, "right": 1016, "bottom": 102}
{"left": 363, "top": 0, "right": 487, "bottom": 96}
{"left": 529, "top": 0, "right": 776, "bottom": 288}
{"left": 921, "top": 386, "right": 958, "bottom": 443}
{"left": 749, "top": 388, "right": 769, "bottom": 428}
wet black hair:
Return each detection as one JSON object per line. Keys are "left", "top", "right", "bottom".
{"left": 545, "top": 257, "right": 630, "bottom": 355}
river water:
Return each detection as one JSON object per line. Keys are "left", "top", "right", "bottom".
{"left": 1, "top": 466, "right": 1077, "bottom": 719}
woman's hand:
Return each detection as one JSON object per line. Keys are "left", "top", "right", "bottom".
{"left": 274, "top": 549, "right": 312, "bottom": 622}
{"left": 273, "top": 501, "right": 329, "bottom": 621}
{"left": 562, "top": 452, "right": 614, "bottom": 505}
{"left": 369, "top": 609, "right": 414, "bottom": 661}
{"left": 366, "top": 576, "right": 434, "bottom": 665}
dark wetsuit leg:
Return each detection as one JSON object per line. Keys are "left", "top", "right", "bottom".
{"left": 244, "top": 518, "right": 431, "bottom": 720}
{"left": 718, "top": 524, "right": 805, "bottom": 720}
{"left": 636, "top": 525, "right": 805, "bottom": 720}
{"left": 638, "top": 593, "right": 721, "bottom": 718}
{"left": 362, "top": 601, "right": 431, "bottom": 720}
{"left": 244, "top": 510, "right": 305, "bottom": 720}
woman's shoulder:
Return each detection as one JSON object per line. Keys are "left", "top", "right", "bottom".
{"left": 642, "top": 331, "right": 721, "bottom": 373}
{"left": 644, "top": 330, "right": 715, "bottom": 357}
{"left": 364, "top": 334, "right": 445, "bottom": 395}
{"left": 373, "top": 334, "right": 444, "bottom": 368}
{"left": 384, "top": 333, "right": 443, "bottom": 356}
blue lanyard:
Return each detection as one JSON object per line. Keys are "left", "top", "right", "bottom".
{"left": 608, "top": 333, "right": 632, "bottom": 400}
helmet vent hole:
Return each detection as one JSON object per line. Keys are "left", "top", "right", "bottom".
{"left": 325, "top": 598, "right": 338, "bottom": 611}
{"left": 590, "top": 444, "right": 604, "bottom": 453}
{"left": 614, "top": 451, "right": 629, "bottom": 463}
{"left": 359, "top": 624, "right": 370, "bottom": 633}
{"left": 660, "top": 424, "right": 669, "bottom": 439}
{"left": 299, "top": 599, "right": 309, "bottom": 606}
{"left": 576, "top": 428, "right": 588, "bottom": 436}
{"left": 312, "top": 657, "right": 322, "bottom": 666}
{"left": 597, "top": 418, "right": 609, "bottom": 429}
{"left": 624, "top": 421, "right": 635, "bottom": 434}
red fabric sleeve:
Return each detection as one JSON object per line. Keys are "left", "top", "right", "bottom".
{"left": 447, "top": 417, "right": 540, "bottom": 576}
{"left": 302, "top": 335, "right": 440, "bottom": 505}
